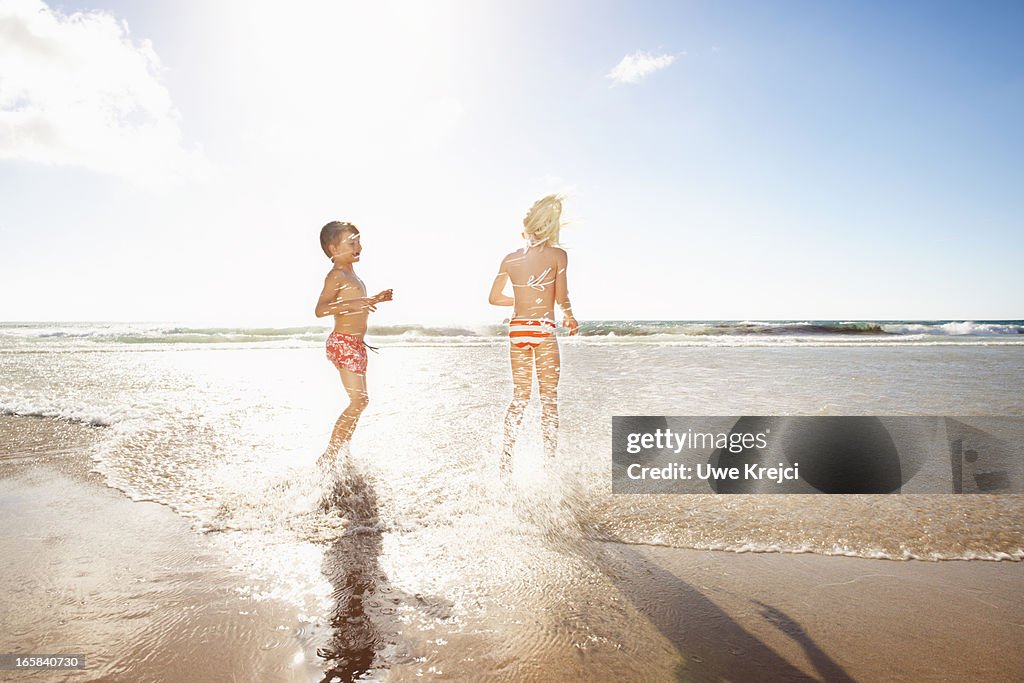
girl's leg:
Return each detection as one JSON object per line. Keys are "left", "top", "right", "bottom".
{"left": 534, "top": 336, "right": 561, "bottom": 459}
{"left": 502, "top": 344, "right": 534, "bottom": 470}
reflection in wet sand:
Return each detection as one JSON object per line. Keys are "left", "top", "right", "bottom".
{"left": 318, "top": 464, "right": 388, "bottom": 680}
{"left": 318, "top": 462, "right": 454, "bottom": 682}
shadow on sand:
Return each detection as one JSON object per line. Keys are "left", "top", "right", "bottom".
{"left": 604, "top": 542, "right": 856, "bottom": 682}
{"left": 317, "top": 463, "right": 452, "bottom": 682}
{"left": 508, "top": 481, "right": 855, "bottom": 681}
{"left": 317, "top": 465, "right": 391, "bottom": 681}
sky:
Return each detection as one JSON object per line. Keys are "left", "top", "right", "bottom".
{"left": 1, "top": 0, "right": 1021, "bottom": 324}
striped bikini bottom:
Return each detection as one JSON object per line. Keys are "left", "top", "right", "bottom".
{"left": 508, "top": 317, "right": 557, "bottom": 349}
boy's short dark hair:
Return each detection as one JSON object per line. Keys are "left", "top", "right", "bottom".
{"left": 319, "top": 221, "right": 358, "bottom": 259}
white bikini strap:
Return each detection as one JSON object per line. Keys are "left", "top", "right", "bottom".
{"left": 525, "top": 267, "right": 552, "bottom": 291}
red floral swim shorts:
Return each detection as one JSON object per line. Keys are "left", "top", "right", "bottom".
{"left": 326, "top": 332, "right": 368, "bottom": 374}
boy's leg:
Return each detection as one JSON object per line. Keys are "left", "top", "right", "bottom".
{"left": 535, "top": 337, "right": 561, "bottom": 459}
{"left": 321, "top": 367, "right": 369, "bottom": 465}
{"left": 502, "top": 344, "right": 534, "bottom": 470}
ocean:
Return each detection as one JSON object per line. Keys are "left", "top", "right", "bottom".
{"left": 1, "top": 319, "right": 1021, "bottom": 350}
{"left": 2, "top": 320, "right": 1022, "bottom": 679}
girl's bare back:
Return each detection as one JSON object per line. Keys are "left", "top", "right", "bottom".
{"left": 503, "top": 246, "right": 565, "bottom": 320}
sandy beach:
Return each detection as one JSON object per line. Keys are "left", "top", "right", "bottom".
{"left": 3, "top": 410, "right": 1022, "bottom": 681}
{"left": 0, "top": 416, "right": 318, "bottom": 682}
{"left": 603, "top": 543, "right": 1024, "bottom": 682}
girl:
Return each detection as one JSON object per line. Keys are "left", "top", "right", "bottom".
{"left": 488, "top": 195, "right": 578, "bottom": 471}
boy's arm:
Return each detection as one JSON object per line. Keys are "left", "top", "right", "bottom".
{"left": 554, "top": 250, "right": 578, "bottom": 335}
{"left": 488, "top": 257, "right": 514, "bottom": 306}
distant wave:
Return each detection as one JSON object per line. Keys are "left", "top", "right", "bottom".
{"left": 365, "top": 324, "right": 496, "bottom": 337}
{"left": 880, "top": 321, "right": 1024, "bottom": 336}
{"left": 0, "top": 324, "right": 328, "bottom": 345}
{"left": 574, "top": 320, "right": 1024, "bottom": 337}
{"left": 1, "top": 321, "right": 1021, "bottom": 346}
{"left": 578, "top": 321, "right": 886, "bottom": 336}
{"left": 372, "top": 320, "right": 1024, "bottom": 340}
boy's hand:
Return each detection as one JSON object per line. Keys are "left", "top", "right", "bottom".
{"left": 371, "top": 289, "right": 394, "bottom": 304}
{"left": 563, "top": 316, "right": 579, "bottom": 336}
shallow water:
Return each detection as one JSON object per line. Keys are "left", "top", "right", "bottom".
{"left": 2, "top": 324, "right": 1022, "bottom": 679}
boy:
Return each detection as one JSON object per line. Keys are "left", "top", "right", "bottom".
{"left": 314, "top": 221, "right": 393, "bottom": 469}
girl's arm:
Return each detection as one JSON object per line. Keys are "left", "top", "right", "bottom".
{"left": 555, "top": 250, "right": 578, "bottom": 335}
{"left": 489, "top": 258, "right": 514, "bottom": 306}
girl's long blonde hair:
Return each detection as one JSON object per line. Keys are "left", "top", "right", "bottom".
{"left": 523, "top": 194, "right": 564, "bottom": 246}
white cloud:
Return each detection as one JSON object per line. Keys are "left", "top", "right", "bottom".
{"left": 607, "top": 50, "right": 676, "bottom": 85}
{"left": 0, "top": 0, "right": 205, "bottom": 185}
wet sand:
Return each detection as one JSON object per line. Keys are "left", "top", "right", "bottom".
{"left": 603, "top": 542, "right": 1024, "bottom": 682}
{"left": 0, "top": 417, "right": 316, "bottom": 682}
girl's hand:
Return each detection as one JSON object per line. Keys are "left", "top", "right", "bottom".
{"left": 563, "top": 316, "right": 579, "bottom": 336}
